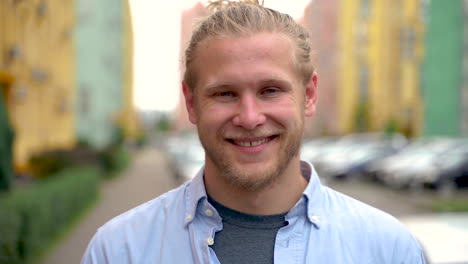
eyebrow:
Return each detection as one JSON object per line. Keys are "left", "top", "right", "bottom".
{"left": 204, "top": 83, "right": 235, "bottom": 95}
{"left": 204, "top": 78, "right": 292, "bottom": 93}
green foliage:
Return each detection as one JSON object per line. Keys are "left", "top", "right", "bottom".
{"left": 99, "top": 145, "right": 130, "bottom": 178}
{"left": 384, "top": 120, "right": 399, "bottom": 135}
{"left": 28, "top": 151, "right": 72, "bottom": 179}
{"left": 28, "top": 143, "right": 130, "bottom": 180}
{"left": 354, "top": 100, "right": 370, "bottom": 132}
{"left": 135, "top": 133, "right": 149, "bottom": 148}
{"left": 110, "top": 125, "right": 125, "bottom": 148}
{"left": 0, "top": 166, "right": 100, "bottom": 264}
{"left": 0, "top": 91, "right": 14, "bottom": 192}
{"left": 155, "top": 115, "right": 171, "bottom": 132}
{"left": 432, "top": 198, "right": 468, "bottom": 212}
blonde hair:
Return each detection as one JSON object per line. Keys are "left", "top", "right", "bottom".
{"left": 183, "top": 1, "right": 314, "bottom": 90}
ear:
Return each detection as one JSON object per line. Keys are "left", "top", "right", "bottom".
{"left": 304, "top": 72, "right": 318, "bottom": 117}
{"left": 182, "top": 82, "right": 198, "bottom": 124}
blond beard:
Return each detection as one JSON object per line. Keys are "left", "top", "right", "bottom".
{"left": 198, "top": 123, "right": 304, "bottom": 192}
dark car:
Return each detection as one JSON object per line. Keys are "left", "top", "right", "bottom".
{"left": 312, "top": 133, "right": 407, "bottom": 180}
{"left": 419, "top": 141, "right": 468, "bottom": 194}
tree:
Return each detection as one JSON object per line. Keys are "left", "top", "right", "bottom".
{"left": 0, "top": 90, "right": 14, "bottom": 191}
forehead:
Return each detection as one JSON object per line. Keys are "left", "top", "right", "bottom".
{"left": 196, "top": 32, "right": 294, "bottom": 63}
{"left": 191, "top": 33, "right": 299, "bottom": 88}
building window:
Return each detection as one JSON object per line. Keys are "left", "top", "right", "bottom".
{"left": 359, "top": 65, "right": 369, "bottom": 101}
{"left": 360, "top": 0, "right": 371, "bottom": 19}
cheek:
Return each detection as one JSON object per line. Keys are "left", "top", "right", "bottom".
{"left": 271, "top": 99, "right": 303, "bottom": 120}
{"left": 197, "top": 104, "right": 233, "bottom": 128}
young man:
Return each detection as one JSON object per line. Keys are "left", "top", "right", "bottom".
{"left": 82, "top": 3, "right": 425, "bottom": 264}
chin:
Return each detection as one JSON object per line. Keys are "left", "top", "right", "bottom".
{"left": 221, "top": 162, "right": 282, "bottom": 192}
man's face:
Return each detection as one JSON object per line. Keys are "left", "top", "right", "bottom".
{"left": 183, "top": 32, "right": 317, "bottom": 191}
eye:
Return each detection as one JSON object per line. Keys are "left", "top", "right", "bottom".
{"left": 216, "top": 91, "right": 235, "bottom": 97}
{"left": 261, "top": 87, "right": 281, "bottom": 96}
{"left": 211, "top": 90, "right": 237, "bottom": 102}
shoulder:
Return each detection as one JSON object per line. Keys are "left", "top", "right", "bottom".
{"left": 105, "top": 181, "right": 188, "bottom": 229}
{"left": 323, "top": 186, "right": 402, "bottom": 227}
{"left": 81, "top": 181, "right": 191, "bottom": 263}
{"left": 322, "top": 187, "right": 425, "bottom": 262}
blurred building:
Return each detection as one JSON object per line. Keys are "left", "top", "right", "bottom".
{"left": 0, "top": 0, "right": 76, "bottom": 172}
{"left": 423, "top": 0, "right": 468, "bottom": 136}
{"left": 173, "top": 1, "right": 209, "bottom": 132}
{"left": 300, "top": 0, "right": 339, "bottom": 137}
{"left": 422, "top": 0, "right": 465, "bottom": 137}
{"left": 338, "top": 0, "right": 425, "bottom": 137}
{"left": 120, "top": 0, "right": 139, "bottom": 140}
{"left": 463, "top": 0, "right": 468, "bottom": 136}
{"left": 75, "top": 0, "right": 137, "bottom": 148}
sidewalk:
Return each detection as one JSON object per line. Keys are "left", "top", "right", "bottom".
{"left": 40, "top": 147, "right": 180, "bottom": 264}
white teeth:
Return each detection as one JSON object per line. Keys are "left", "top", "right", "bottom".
{"left": 234, "top": 138, "right": 270, "bottom": 147}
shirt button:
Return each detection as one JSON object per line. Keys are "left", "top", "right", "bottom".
{"left": 185, "top": 214, "right": 193, "bottom": 221}
{"left": 206, "top": 237, "right": 214, "bottom": 246}
{"left": 311, "top": 215, "right": 320, "bottom": 222}
{"left": 205, "top": 209, "right": 214, "bottom": 217}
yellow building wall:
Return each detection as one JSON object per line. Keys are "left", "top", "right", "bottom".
{"left": 338, "top": 0, "right": 424, "bottom": 136}
{"left": 0, "top": 0, "right": 75, "bottom": 172}
{"left": 398, "top": 0, "right": 425, "bottom": 137}
{"left": 123, "top": 0, "right": 141, "bottom": 138}
{"left": 120, "top": 0, "right": 140, "bottom": 139}
{"left": 338, "top": 0, "right": 360, "bottom": 134}
{"left": 367, "top": 0, "right": 401, "bottom": 130}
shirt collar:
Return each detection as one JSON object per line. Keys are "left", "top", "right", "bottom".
{"left": 299, "top": 160, "right": 325, "bottom": 229}
{"left": 184, "top": 166, "right": 207, "bottom": 226}
{"left": 184, "top": 161, "right": 326, "bottom": 228}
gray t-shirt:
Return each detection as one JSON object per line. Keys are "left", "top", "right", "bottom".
{"left": 208, "top": 196, "right": 288, "bottom": 264}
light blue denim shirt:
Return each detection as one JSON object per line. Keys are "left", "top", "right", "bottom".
{"left": 82, "top": 161, "right": 425, "bottom": 264}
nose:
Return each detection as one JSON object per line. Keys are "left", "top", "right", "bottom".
{"left": 232, "top": 94, "right": 266, "bottom": 130}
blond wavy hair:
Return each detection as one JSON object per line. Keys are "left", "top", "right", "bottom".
{"left": 183, "top": 0, "right": 314, "bottom": 90}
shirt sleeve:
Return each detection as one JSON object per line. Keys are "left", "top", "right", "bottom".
{"left": 81, "top": 230, "right": 110, "bottom": 264}
{"left": 391, "top": 232, "right": 427, "bottom": 264}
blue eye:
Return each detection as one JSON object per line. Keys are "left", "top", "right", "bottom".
{"left": 218, "top": 91, "right": 235, "bottom": 97}
{"left": 212, "top": 91, "right": 237, "bottom": 101}
{"left": 261, "top": 87, "right": 281, "bottom": 95}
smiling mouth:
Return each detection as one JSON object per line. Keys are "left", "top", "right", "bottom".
{"left": 226, "top": 135, "right": 278, "bottom": 147}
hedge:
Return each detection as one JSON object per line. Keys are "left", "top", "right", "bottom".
{"left": 28, "top": 145, "right": 130, "bottom": 180}
{"left": 0, "top": 166, "right": 101, "bottom": 264}
{"left": 100, "top": 145, "right": 130, "bottom": 178}
{"left": 432, "top": 198, "right": 468, "bottom": 212}
{"left": 0, "top": 91, "right": 14, "bottom": 191}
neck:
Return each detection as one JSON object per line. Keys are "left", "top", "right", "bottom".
{"left": 204, "top": 159, "right": 308, "bottom": 215}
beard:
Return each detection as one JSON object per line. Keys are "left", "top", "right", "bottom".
{"left": 197, "top": 122, "right": 304, "bottom": 192}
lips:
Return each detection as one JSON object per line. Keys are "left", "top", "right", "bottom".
{"left": 226, "top": 135, "right": 278, "bottom": 147}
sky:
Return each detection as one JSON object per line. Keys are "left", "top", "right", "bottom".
{"left": 130, "top": 0, "right": 312, "bottom": 112}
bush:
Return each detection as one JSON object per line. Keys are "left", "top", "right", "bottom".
{"left": 28, "top": 150, "right": 72, "bottom": 179}
{"left": 0, "top": 91, "right": 14, "bottom": 192}
{"left": 0, "top": 166, "right": 100, "bottom": 264}
{"left": 29, "top": 144, "right": 131, "bottom": 180}
{"left": 432, "top": 198, "right": 468, "bottom": 212}
{"left": 28, "top": 145, "right": 105, "bottom": 179}
{"left": 99, "top": 145, "right": 130, "bottom": 178}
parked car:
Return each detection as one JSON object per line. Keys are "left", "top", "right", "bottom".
{"left": 373, "top": 137, "right": 468, "bottom": 192}
{"left": 301, "top": 136, "right": 337, "bottom": 165}
{"left": 312, "top": 133, "right": 407, "bottom": 180}
{"left": 400, "top": 213, "right": 468, "bottom": 264}
{"left": 165, "top": 133, "right": 205, "bottom": 181}
{"left": 415, "top": 141, "right": 468, "bottom": 192}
